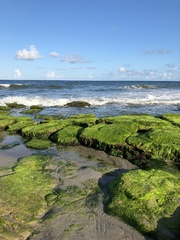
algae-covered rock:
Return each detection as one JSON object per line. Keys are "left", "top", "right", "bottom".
{"left": 161, "top": 113, "right": 180, "bottom": 126}
{"left": 79, "top": 120, "right": 140, "bottom": 160}
{"left": 0, "top": 105, "right": 11, "bottom": 111}
{"left": 21, "top": 120, "right": 72, "bottom": 139}
{"left": 68, "top": 113, "right": 98, "bottom": 127}
{"left": 0, "top": 116, "right": 33, "bottom": 130}
{"left": 0, "top": 155, "right": 57, "bottom": 239}
{"left": 50, "top": 125, "right": 83, "bottom": 145}
{"left": 8, "top": 119, "right": 37, "bottom": 133}
{"left": 80, "top": 114, "right": 180, "bottom": 167}
{"left": 108, "top": 169, "right": 180, "bottom": 239}
{"left": 26, "top": 139, "right": 54, "bottom": 149}
{"left": 35, "top": 114, "right": 63, "bottom": 120}
{"left": 21, "top": 105, "right": 44, "bottom": 115}
{"left": 127, "top": 127, "right": 180, "bottom": 163}
{"left": 6, "top": 102, "right": 26, "bottom": 108}
{"left": 0, "top": 118, "right": 16, "bottom": 129}
{"left": 66, "top": 101, "right": 90, "bottom": 107}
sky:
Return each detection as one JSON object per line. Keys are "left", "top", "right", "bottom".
{"left": 0, "top": 0, "right": 180, "bottom": 81}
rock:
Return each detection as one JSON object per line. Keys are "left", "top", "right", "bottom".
{"left": 26, "top": 139, "right": 54, "bottom": 149}
{"left": 6, "top": 102, "right": 26, "bottom": 108}
{"left": 0, "top": 155, "right": 57, "bottom": 239}
{"left": 50, "top": 125, "right": 83, "bottom": 146}
{"left": 66, "top": 101, "right": 90, "bottom": 107}
{"left": 35, "top": 114, "right": 64, "bottom": 120}
{"left": 108, "top": 168, "right": 180, "bottom": 239}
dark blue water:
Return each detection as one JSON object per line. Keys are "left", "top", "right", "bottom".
{"left": 0, "top": 80, "right": 180, "bottom": 117}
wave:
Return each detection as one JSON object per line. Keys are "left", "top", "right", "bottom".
{"left": 0, "top": 83, "right": 28, "bottom": 90}
{"left": 123, "top": 84, "right": 157, "bottom": 90}
{"left": 1, "top": 95, "right": 180, "bottom": 108}
{"left": 0, "top": 84, "right": 11, "bottom": 89}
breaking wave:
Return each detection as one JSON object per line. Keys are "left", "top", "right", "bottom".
{"left": 1, "top": 95, "right": 180, "bottom": 108}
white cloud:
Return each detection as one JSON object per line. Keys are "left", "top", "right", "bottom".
{"left": 14, "top": 69, "right": 22, "bottom": 78}
{"left": 143, "top": 48, "right": 172, "bottom": 55}
{"left": 50, "top": 51, "right": 60, "bottom": 57}
{"left": 46, "top": 71, "right": 59, "bottom": 79}
{"left": 88, "top": 74, "right": 93, "bottom": 79}
{"left": 161, "top": 72, "right": 172, "bottom": 80}
{"left": 15, "top": 45, "right": 41, "bottom": 60}
{"left": 119, "top": 67, "right": 126, "bottom": 73}
{"left": 61, "top": 54, "right": 90, "bottom": 64}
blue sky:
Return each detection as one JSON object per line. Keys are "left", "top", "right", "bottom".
{"left": 0, "top": 0, "right": 180, "bottom": 80}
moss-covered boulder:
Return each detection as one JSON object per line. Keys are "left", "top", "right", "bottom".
{"left": 66, "top": 101, "right": 90, "bottom": 107}
{"left": 0, "top": 106, "right": 11, "bottom": 111}
{"left": 127, "top": 127, "right": 180, "bottom": 163}
{"left": 0, "top": 155, "right": 57, "bottom": 239}
{"left": 21, "top": 105, "right": 44, "bottom": 115}
{"left": 0, "top": 116, "right": 32, "bottom": 130}
{"left": 108, "top": 169, "right": 180, "bottom": 239}
{"left": 68, "top": 113, "right": 98, "bottom": 127}
{"left": 7, "top": 119, "right": 37, "bottom": 133}
{"left": 6, "top": 102, "right": 26, "bottom": 109}
{"left": 79, "top": 119, "right": 145, "bottom": 163}
{"left": 26, "top": 139, "right": 54, "bottom": 149}
{"left": 161, "top": 113, "right": 180, "bottom": 126}
{"left": 21, "top": 120, "right": 72, "bottom": 139}
{"left": 50, "top": 125, "right": 83, "bottom": 145}
{"left": 0, "top": 118, "right": 17, "bottom": 130}
{"left": 35, "top": 114, "right": 63, "bottom": 120}
{"left": 79, "top": 114, "right": 180, "bottom": 167}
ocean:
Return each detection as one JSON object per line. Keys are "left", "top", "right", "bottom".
{"left": 0, "top": 80, "right": 180, "bottom": 118}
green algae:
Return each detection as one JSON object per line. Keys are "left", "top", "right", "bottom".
{"left": 35, "top": 114, "right": 63, "bottom": 120}
{"left": 127, "top": 127, "right": 180, "bottom": 162}
{"left": 1, "top": 113, "right": 180, "bottom": 168}
{"left": 50, "top": 125, "right": 83, "bottom": 146}
{"left": 6, "top": 102, "right": 26, "bottom": 109}
{"left": 108, "top": 169, "right": 180, "bottom": 239}
{"left": 26, "top": 139, "right": 54, "bottom": 149}
{"left": 21, "top": 105, "right": 44, "bottom": 114}
{"left": 21, "top": 120, "right": 72, "bottom": 139}
{"left": 7, "top": 119, "right": 37, "bottom": 133}
{"left": 0, "top": 155, "right": 57, "bottom": 239}
{"left": 161, "top": 113, "right": 180, "bottom": 126}
{"left": 66, "top": 101, "right": 90, "bottom": 107}
{"left": 0, "top": 106, "right": 11, "bottom": 111}
{"left": 79, "top": 114, "right": 180, "bottom": 167}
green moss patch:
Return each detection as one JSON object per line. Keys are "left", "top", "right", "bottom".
{"left": 127, "top": 127, "right": 180, "bottom": 162}
{"left": 6, "top": 102, "right": 26, "bottom": 109}
{"left": 21, "top": 120, "right": 72, "bottom": 139}
{"left": 26, "top": 139, "right": 54, "bottom": 149}
{"left": 35, "top": 114, "right": 63, "bottom": 120}
{"left": 0, "top": 155, "right": 57, "bottom": 239}
{"left": 50, "top": 125, "right": 83, "bottom": 145}
{"left": 161, "top": 113, "right": 180, "bottom": 126}
{"left": 0, "top": 106, "right": 11, "bottom": 111}
{"left": 7, "top": 119, "right": 37, "bottom": 133}
{"left": 66, "top": 101, "right": 90, "bottom": 107}
{"left": 108, "top": 169, "right": 180, "bottom": 239}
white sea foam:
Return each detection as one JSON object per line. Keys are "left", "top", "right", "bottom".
{"left": 1, "top": 94, "right": 180, "bottom": 107}
{"left": 0, "top": 84, "right": 11, "bottom": 88}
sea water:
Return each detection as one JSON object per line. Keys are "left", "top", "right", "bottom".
{"left": 0, "top": 80, "right": 180, "bottom": 117}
